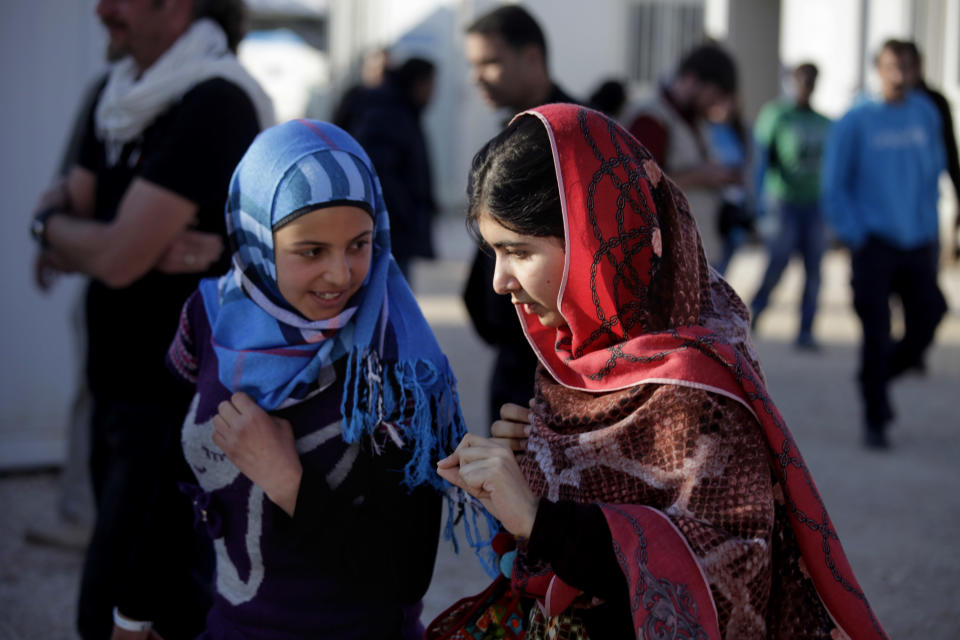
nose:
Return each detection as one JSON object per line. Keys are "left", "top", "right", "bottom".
{"left": 323, "top": 252, "right": 350, "bottom": 287}
{"left": 491, "top": 255, "right": 518, "bottom": 296}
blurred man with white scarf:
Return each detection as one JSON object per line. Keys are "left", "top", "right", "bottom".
{"left": 28, "top": 1, "right": 273, "bottom": 637}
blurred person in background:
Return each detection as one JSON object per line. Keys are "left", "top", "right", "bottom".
{"left": 627, "top": 43, "right": 742, "bottom": 267}
{"left": 25, "top": 71, "right": 108, "bottom": 553}
{"left": 461, "top": 4, "right": 579, "bottom": 427}
{"left": 332, "top": 47, "right": 390, "bottom": 131}
{"left": 348, "top": 56, "right": 438, "bottom": 281}
{"left": 899, "top": 40, "right": 960, "bottom": 259}
{"left": 27, "top": 0, "right": 273, "bottom": 636}
{"left": 822, "top": 39, "right": 947, "bottom": 449}
{"left": 706, "top": 93, "right": 754, "bottom": 276}
{"left": 749, "top": 63, "right": 832, "bottom": 350}
{"left": 587, "top": 78, "right": 628, "bottom": 121}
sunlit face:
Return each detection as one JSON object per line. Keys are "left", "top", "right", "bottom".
{"left": 477, "top": 210, "right": 567, "bottom": 328}
{"left": 465, "top": 32, "right": 533, "bottom": 110}
{"left": 274, "top": 205, "right": 374, "bottom": 321}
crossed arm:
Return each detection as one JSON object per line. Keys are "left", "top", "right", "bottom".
{"left": 35, "top": 166, "right": 223, "bottom": 289}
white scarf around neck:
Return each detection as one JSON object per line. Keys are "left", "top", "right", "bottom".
{"left": 95, "top": 18, "right": 274, "bottom": 164}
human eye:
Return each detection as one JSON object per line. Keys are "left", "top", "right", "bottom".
{"left": 350, "top": 238, "right": 371, "bottom": 252}
{"left": 297, "top": 247, "right": 321, "bottom": 258}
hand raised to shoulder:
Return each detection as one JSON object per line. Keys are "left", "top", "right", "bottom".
{"left": 212, "top": 392, "right": 303, "bottom": 516}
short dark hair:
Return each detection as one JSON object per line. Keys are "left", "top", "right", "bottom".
{"left": 588, "top": 80, "right": 627, "bottom": 117}
{"left": 876, "top": 38, "right": 907, "bottom": 64}
{"left": 677, "top": 44, "right": 737, "bottom": 95}
{"left": 193, "top": 0, "right": 247, "bottom": 52}
{"left": 897, "top": 39, "right": 922, "bottom": 65}
{"left": 466, "top": 115, "right": 563, "bottom": 243}
{"left": 793, "top": 62, "right": 818, "bottom": 81}
{"left": 388, "top": 57, "right": 436, "bottom": 91}
{"left": 466, "top": 5, "right": 548, "bottom": 59}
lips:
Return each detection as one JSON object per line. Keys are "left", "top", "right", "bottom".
{"left": 310, "top": 290, "right": 346, "bottom": 306}
{"left": 512, "top": 298, "right": 540, "bottom": 315}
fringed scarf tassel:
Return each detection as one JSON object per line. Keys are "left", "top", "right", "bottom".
{"left": 341, "top": 345, "right": 501, "bottom": 576}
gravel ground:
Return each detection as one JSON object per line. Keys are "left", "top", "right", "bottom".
{"left": 2, "top": 217, "right": 958, "bottom": 638}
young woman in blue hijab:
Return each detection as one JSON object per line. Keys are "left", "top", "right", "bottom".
{"left": 119, "top": 119, "right": 466, "bottom": 639}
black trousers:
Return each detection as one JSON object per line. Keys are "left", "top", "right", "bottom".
{"left": 850, "top": 238, "right": 947, "bottom": 429}
{"left": 78, "top": 396, "right": 210, "bottom": 639}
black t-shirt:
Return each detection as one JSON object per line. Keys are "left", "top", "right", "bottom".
{"left": 78, "top": 77, "right": 260, "bottom": 401}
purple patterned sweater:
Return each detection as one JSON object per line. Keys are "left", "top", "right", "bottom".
{"left": 168, "top": 291, "right": 442, "bottom": 639}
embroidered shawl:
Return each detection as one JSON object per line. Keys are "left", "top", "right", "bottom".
{"left": 511, "top": 105, "right": 886, "bottom": 639}
{"left": 197, "top": 119, "right": 464, "bottom": 489}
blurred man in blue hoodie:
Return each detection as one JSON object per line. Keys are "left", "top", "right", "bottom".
{"left": 822, "top": 39, "right": 948, "bottom": 449}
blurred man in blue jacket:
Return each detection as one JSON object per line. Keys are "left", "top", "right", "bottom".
{"left": 822, "top": 39, "right": 948, "bottom": 449}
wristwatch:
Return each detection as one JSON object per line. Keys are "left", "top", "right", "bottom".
{"left": 30, "top": 206, "right": 58, "bottom": 249}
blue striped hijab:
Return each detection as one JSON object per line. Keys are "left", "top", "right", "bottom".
{"left": 198, "top": 119, "right": 465, "bottom": 489}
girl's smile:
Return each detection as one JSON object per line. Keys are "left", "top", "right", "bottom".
{"left": 274, "top": 205, "right": 374, "bottom": 321}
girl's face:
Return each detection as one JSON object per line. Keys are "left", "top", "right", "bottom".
{"left": 274, "top": 205, "right": 374, "bottom": 321}
{"left": 476, "top": 210, "right": 567, "bottom": 328}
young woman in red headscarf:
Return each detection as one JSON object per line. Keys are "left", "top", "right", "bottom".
{"left": 437, "top": 104, "right": 887, "bottom": 639}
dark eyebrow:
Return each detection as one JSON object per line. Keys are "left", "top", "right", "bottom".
{"left": 490, "top": 240, "right": 529, "bottom": 250}
{"left": 290, "top": 229, "right": 373, "bottom": 248}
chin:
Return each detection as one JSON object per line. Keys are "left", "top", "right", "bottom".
{"left": 539, "top": 314, "right": 565, "bottom": 328}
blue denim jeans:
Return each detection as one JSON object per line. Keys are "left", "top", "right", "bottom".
{"left": 750, "top": 202, "right": 825, "bottom": 339}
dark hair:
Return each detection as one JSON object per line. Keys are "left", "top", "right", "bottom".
{"left": 588, "top": 80, "right": 627, "bottom": 117}
{"left": 466, "top": 115, "right": 563, "bottom": 243}
{"left": 875, "top": 38, "right": 907, "bottom": 64}
{"left": 677, "top": 44, "right": 737, "bottom": 95}
{"left": 387, "top": 57, "right": 436, "bottom": 93}
{"left": 898, "top": 40, "right": 921, "bottom": 64}
{"left": 466, "top": 5, "right": 548, "bottom": 59}
{"left": 793, "top": 62, "right": 818, "bottom": 81}
{"left": 193, "top": 0, "right": 247, "bottom": 52}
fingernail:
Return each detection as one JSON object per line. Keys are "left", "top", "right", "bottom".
{"left": 524, "top": 425, "right": 532, "bottom": 436}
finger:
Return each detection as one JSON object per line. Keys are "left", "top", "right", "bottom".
{"left": 186, "top": 232, "right": 224, "bottom": 256}
{"left": 436, "top": 451, "right": 460, "bottom": 468}
{"left": 498, "top": 403, "right": 532, "bottom": 423}
{"left": 217, "top": 400, "right": 241, "bottom": 423}
{"left": 435, "top": 465, "right": 466, "bottom": 489}
{"left": 490, "top": 437, "right": 525, "bottom": 452}
{"left": 490, "top": 420, "right": 530, "bottom": 439}
{"left": 211, "top": 428, "right": 228, "bottom": 453}
{"left": 456, "top": 459, "right": 499, "bottom": 495}
{"left": 230, "top": 392, "right": 258, "bottom": 414}
{"left": 455, "top": 440, "right": 512, "bottom": 465}
{"left": 271, "top": 416, "right": 293, "bottom": 432}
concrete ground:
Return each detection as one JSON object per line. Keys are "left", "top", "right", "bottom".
{"left": 1, "top": 215, "right": 958, "bottom": 639}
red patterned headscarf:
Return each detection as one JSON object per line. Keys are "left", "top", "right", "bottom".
{"left": 511, "top": 104, "right": 886, "bottom": 639}
{"left": 515, "top": 105, "right": 759, "bottom": 405}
